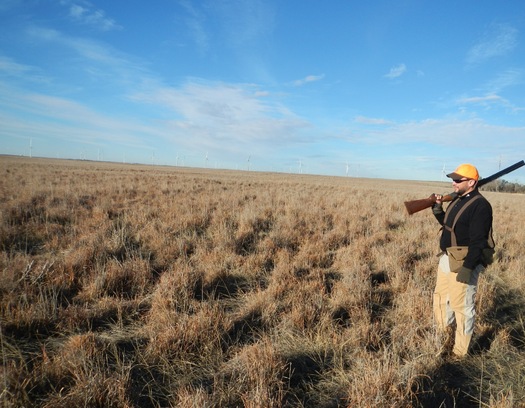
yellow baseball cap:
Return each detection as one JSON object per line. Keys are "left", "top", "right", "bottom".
{"left": 447, "top": 163, "right": 479, "bottom": 181}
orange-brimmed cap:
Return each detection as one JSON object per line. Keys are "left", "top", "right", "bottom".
{"left": 447, "top": 163, "right": 479, "bottom": 181}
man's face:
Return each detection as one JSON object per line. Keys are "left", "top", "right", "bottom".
{"left": 452, "top": 178, "right": 475, "bottom": 195}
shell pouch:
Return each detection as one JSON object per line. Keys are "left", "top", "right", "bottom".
{"left": 446, "top": 246, "right": 468, "bottom": 273}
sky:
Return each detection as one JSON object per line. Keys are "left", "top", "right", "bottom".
{"left": 1, "top": 0, "right": 525, "bottom": 183}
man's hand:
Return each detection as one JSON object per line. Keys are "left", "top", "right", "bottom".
{"left": 432, "top": 194, "right": 444, "bottom": 215}
{"left": 456, "top": 266, "right": 472, "bottom": 284}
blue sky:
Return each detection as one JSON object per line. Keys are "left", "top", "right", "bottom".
{"left": 1, "top": 1, "right": 525, "bottom": 182}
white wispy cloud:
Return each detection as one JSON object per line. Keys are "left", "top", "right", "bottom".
{"left": 25, "top": 26, "right": 147, "bottom": 85}
{"left": 178, "top": 0, "right": 275, "bottom": 56}
{"left": 130, "top": 79, "right": 310, "bottom": 153}
{"left": 485, "top": 69, "right": 523, "bottom": 93}
{"left": 456, "top": 93, "right": 524, "bottom": 113}
{"left": 466, "top": 23, "right": 518, "bottom": 65}
{"left": 60, "top": 0, "right": 121, "bottom": 31}
{"left": 341, "top": 114, "right": 525, "bottom": 150}
{"left": 292, "top": 74, "right": 325, "bottom": 87}
{"left": 20, "top": 25, "right": 311, "bottom": 156}
{"left": 211, "top": 0, "right": 275, "bottom": 48}
{"left": 0, "top": 56, "right": 32, "bottom": 76}
{"left": 384, "top": 63, "right": 406, "bottom": 79}
{"left": 457, "top": 94, "right": 506, "bottom": 105}
{"left": 0, "top": 56, "right": 50, "bottom": 85}
{"left": 330, "top": 115, "right": 524, "bottom": 181}
{"left": 201, "top": 0, "right": 276, "bottom": 84}
{"left": 354, "top": 115, "right": 392, "bottom": 125}
{"left": 179, "top": 0, "right": 209, "bottom": 54}
{"left": 399, "top": 119, "right": 525, "bottom": 160}
{"left": 0, "top": 83, "right": 151, "bottom": 148}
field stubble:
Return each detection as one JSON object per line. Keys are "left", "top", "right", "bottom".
{"left": 1, "top": 156, "right": 525, "bottom": 407}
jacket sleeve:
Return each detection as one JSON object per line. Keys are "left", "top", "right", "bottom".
{"left": 432, "top": 205, "right": 445, "bottom": 225}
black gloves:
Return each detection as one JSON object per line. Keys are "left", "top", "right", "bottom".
{"left": 432, "top": 203, "right": 444, "bottom": 215}
{"left": 456, "top": 266, "right": 472, "bottom": 284}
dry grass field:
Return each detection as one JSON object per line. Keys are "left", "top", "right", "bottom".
{"left": 1, "top": 155, "right": 524, "bottom": 407}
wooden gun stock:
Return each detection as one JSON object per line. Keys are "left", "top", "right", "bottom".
{"left": 404, "top": 193, "right": 457, "bottom": 215}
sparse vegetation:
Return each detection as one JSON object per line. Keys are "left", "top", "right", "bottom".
{"left": 481, "top": 179, "right": 525, "bottom": 194}
{"left": 1, "top": 156, "right": 525, "bottom": 407}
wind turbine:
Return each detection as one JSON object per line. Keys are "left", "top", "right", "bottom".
{"left": 497, "top": 155, "right": 503, "bottom": 191}
{"left": 29, "top": 138, "right": 33, "bottom": 158}
{"left": 441, "top": 163, "right": 446, "bottom": 182}
{"left": 298, "top": 160, "right": 303, "bottom": 174}
{"left": 345, "top": 162, "right": 349, "bottom": 177}
{"left": 247, "top": 155, "right": 251, "bottom": 171}
{"left": 205, "top": 152, "right": 209, "bottom": 168}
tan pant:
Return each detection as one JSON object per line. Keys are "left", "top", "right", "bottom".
{"left": 433, "top": 254, "right": 483, "bottom": 356}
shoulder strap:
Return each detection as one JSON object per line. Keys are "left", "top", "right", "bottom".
{"left": 444, "top": 195, "right": 482, "bottom": 246}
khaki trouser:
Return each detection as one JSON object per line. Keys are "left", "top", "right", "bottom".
{"left": 433, "top": 254, "right": 483, "bottom": 356}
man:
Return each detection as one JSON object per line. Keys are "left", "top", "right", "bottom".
{"left": 431, "top": 163, "right": 493, "bottom": 357}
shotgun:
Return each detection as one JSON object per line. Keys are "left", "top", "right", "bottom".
{"left": 404, "top": 160, "right": 525, "bottom": 215}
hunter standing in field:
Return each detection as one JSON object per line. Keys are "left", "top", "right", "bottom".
{"left": 431, "top": 163, "right": 494, "bottom": 357}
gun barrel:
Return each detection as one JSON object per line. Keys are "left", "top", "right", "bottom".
{"left": 478, "top": 160, "right": 525, "bottom": 187}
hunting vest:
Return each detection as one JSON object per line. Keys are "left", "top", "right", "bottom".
{"left": 443, "top": 194, "right": 495, "bottom": 249}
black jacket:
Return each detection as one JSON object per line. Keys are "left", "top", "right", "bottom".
{"left": 434, "top": 189, "right": 493, "bottom": 270}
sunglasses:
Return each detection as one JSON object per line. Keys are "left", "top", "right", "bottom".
{"left": 452, "top": 178, "right": 470, "bottom": 183}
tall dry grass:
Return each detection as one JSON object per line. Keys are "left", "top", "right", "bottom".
{"left": 1, "top": 155, "right": 525, "bottom": 407}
